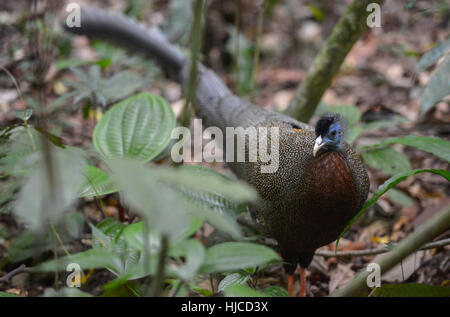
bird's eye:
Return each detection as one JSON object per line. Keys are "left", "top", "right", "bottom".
{"left": 330, "top": 131, "right": 336, "bottom": 137}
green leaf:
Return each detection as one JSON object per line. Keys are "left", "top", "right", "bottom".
{"left": 31, "top": 248, "right": 122, "bottom": 273}
{"left": 224, "top": 284, "right": 265, "bottom": 297}
{"left": 163, "top": 0, "right": 194, "bottom": 44}
{"left": 263, "top": 286, "right": 290, "bottom": 297}
{"left": 373, "top": 283, "right": 450, "bottom": 297}
{"left": 336, "top": 169, "right": 450, "bottom": 251}
{"left": 362, "top": 135, "right": 450, "bottom": 163}
{"left": 200, "top": 242, "right": 280, "bottom": 273}
{"left": 78, "top": 165, "right": 118, "bottom": 197}
{"left": 106, "top": 158, "right": 192, "bottom": 238}
{"left": 360, "top": 116, "right": 409, "bottom": 132}
{"left": 385, "top": 188, "right": 414, "bottom": 207}
{"left": 420, "top": 55, "right": 450, "bottom": 115}
{"left": 14, "top": 146, "right": 86, "bottom": 230}
{"left": 55, "top": 59, "right": 94, "bottom": 70}
{"left": 0, "top": 291, "right": 20, "bottom": 297}
{"left": 14, "top": 109, "right": 32, "bottom": 122}
{"left": 218, "top": 272, "right": 251, "bottom": 292}
{"left": 177, "top": 165, "right": 248, "bottom": 215}
{"left": 415, "top": 36, "right": 450, "bottom": 73}
{"left": 191, "top": 285, "right": 214, "bottom": 297}
{"left": 306, "top": 4, "right": 324, "bottom": 21}
{"left": 107, "top": 159, "right": 255, "bottom": 239}
{"left": 226, "top": 26, "right": 254, "bottom": 96}
{"left": 93, "top": 93, "right": 176, "bottom": 162}
{"left": 122, "top": 221, "right": 162, "bottom": 254}
{"left": 169, "top": 239, "right": 205, "bottom": 280}
{"left": 101, "top": 71, "right": 147, "bottom": 102}
{"left": 362, "top": 147, "right": 411, "bottom": 175}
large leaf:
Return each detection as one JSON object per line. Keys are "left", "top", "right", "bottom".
{"left": 336, "top": 169, "right": 450, "bottom": 251}
{"left": 415, "top": 36, "right": 450, "bottom": 73}
{"left": 101, "top": 71, "right": 147, "bottom": 102}
{"left": 263, "top": 286, "right": 290, "bottom": 297}
{"left": 163, "top": 0, "right": 194, "bottom": 44}
{"left": 106, "top": 158, "right": 255, "bottom": 238}
{"left": 218, "top": 272, "right": 251, "bottom": 292}
{"left": 200, "top": 242, "right": 280, "bottom": 273}
{"left": 106, "top": 158, "right": 194, "bottom": 238}
{"left": 362, "top": 147, "right": 411, "bottom": 175}
{"left": 14, "top": 146, "right": 86, "bottom": 230}
{"left": 224, "top": 284, "right": 265, "bottom": 297}
{"left": 420, "top": 55, "right": 450, "bottom": 115}
{"left": 0, "top": 292, "right": 20, "bottom": 297}
{"left": 78, "top": 165, "right": 118, "bottom": 197}
{"left": 177, "top": 165, "right": 248, "bottom": 216}
{"left": 169, "top": 239, "right": 205, "bottom": 280}
{"left": 374, "top": 283, "right": 450, "bottom": 297}
{"left": 360, "top": 135, "right": 450, "bottom": 163}
{"left": 93, "top": 92, "right": 176, "bottom": 162}
{"left": 31, "top": 248, "right": 123, "bottom": 273}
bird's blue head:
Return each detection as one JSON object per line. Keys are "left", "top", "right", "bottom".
{"left": 313, "top": 114, "right": 345, "bottom": 157}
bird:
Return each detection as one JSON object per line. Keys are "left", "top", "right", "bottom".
{"left": 65, "top": 8, "right": 370, "bottom": 296}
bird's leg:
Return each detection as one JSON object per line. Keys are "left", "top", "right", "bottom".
{"left": 299, "top": 267, "right": 307, "bottom": 297}
{"left": 287, "top": 275, "right": 295, "bottom": 296}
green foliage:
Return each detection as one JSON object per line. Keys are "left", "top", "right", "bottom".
{"left": 414, "top": 36, "right": 450, "bottom": 115}
{"left": 8, "top": 213, "right": 85, "bottom": 262}
{"left": 360, "top": 135, "right": 450, "bottom": 164}
{"left": 362, "top": 147, "right": 411, "bottom": 175}
{"left": 78, "top": 165, "right": 118, "bottom": 197}
{"left": 419, "top": 54, "right": 450, "bottom": 115}
{"left": 263, "top": 286, "right": 290, "bottom": 297}
{"left": 385, "top": 188, "right": 414, "bottom": 207}
{"left": 163, "top": 0, "right": 194, "bottom": 45}
{"left": 65, "top": 65, "right": 148, "bottom": 108}
{"left": 93, "top": 93, "right": 176, "bottom": 162}
{"left": 224, "top": 284, "right": 265, "bottom": 297}
{"left": 14, "top": 145, "right": 86, "bottom": 230}
{"left": 336, "top": 169, "right": 450, "bottom": 251}
{"left": 373, "top": 283, "right": 450, "bottom": 297}
{"left": 200, "top": 242, "right": 280, "bottom": 273}
{"left": 218, "top": 272, "right": 251, "bottom": 292}
{"left": 226, "top": 26, "right": 255, "bottom": 96}
{"left": 415, "top": 36, "right": 450, "bottom": 73}
{"left": 0, "top": 291, "right": 20, "bottom": 297}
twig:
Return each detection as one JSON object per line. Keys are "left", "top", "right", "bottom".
{"left": 315, "top": 238, "right": 450, "bottom": 258}
{"left": 0, "top": 265, "right": 27, "bottom": 283}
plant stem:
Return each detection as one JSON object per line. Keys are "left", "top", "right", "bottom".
{"left": 180, "top": 0, "right": 205, "bottom": 127}
{"left": 330, "top": 205, "right": 450, "bottom": 297}
{"left": 150, "top": 234, "right": 169, "bottom": 297}
{"left": 250, "top": 0, "right": 265, "bottom": 98}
